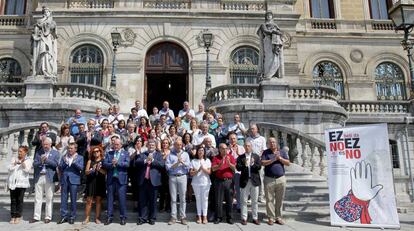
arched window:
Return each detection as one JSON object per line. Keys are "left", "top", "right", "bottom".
{"left": 375, "top": 62, "right": 406, "bottom": 100}
{"left": 0, "top": 58, "right": 22, "bottom": 82}
{"left": 312, "top": 61, "right": 345, "bottom": 99}
{"left": 230, "top": 46, "right": 259, "bottom": 84}
{"left": 69, "top": 45, "right": 104, "bottom": 87}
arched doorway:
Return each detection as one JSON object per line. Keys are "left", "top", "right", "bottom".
{"left": 145, "top": 42, "right": 189, "bottom": 114}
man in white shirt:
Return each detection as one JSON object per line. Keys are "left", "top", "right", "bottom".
{"left": 178, "top": 101, "right": 195, "bottom": 119}
{"left": 227, "top": 114, "right": 247, "bottom": 146}
{"left": 246, "top": 124, "right": 267, "bottom": 202}
{"left": 134, "top": 100, "right": 149, "bottom": 120}
{"left": 195, "top": 103, "right": 205, "bottom": 123}
{"left": 108, "top": 105, "right": 125, "bottom": 129}
{"left": 92, "top": 108, "right": 106, "bottom": 129}
{"left": 192, "top": 122, "right": 216, "bottom": 148}
{"left": 159, "top": 101, "right": 175, "bottom": 125}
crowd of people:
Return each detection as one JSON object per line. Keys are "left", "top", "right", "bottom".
{"left": 6, "top": 100, "right": 290, "bottom": 226}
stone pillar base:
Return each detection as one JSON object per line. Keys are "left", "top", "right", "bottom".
{"left": 260, "top": 79, "right": 289, "bottom": 103}
{"left": 23, "top": 76, "right": 55, "bottom": 103}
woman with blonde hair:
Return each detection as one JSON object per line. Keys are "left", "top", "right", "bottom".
{"left": 8, "top": 146, "right": 33, "bottom": 224}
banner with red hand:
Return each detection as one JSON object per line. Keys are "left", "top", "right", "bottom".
{"left": 325, "top": 124, "right": 399, "bottom": 228}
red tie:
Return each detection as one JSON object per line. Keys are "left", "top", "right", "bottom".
{"left": 145, "top": 162, "right": 151, "bottom": 179}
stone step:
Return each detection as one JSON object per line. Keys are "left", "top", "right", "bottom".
{"left": 0, "top": 201, "right": 330, "bottom": 222}
{"left": 285, "top": 185, "right": 328, "bottom": 193}
{"left": 284, "top": 192, "right": 329, "bottom": 202}
{"left": 283, "top": 201, "right": 329, "bottom": 212}
{"left": 286, "top": 178, "right": 327, "bottom": 187}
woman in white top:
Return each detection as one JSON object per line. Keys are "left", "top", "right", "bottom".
{"left": 56, "top": 124, "right": 74, "bottom": 157}
{"left": 7, "top": 146, "right": 33, "bottom": 224}
{"left": 190, "top": 146, "right": 211, "bottom": 224}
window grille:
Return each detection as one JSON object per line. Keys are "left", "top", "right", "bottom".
{"left": 69, "top": 45, "right": 104, "bottom": 87}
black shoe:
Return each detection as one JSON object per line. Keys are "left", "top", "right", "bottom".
{"left": 149, "top": 220, "right": 155, "bottom": 225}
{"left": 227, "top": 218, "right": 234, "bottom": 225}
{"left": 120, "top": 219, "right": 126, "bottom": 225}
{"left": 104, "top": 218, "right": 112, "bottom": 225}
{"left": 69, "top": 219, "right": 74, "bottom": 224}
{"left": 57, "top": 218, "right": 68, "bottom": 224}
{"left": 136, "top": 220, "right": 143, "bottom": 225}
{"left": 214, "top": 219, "right": 221, "bottom": 224}
{"left": 29, "top": 219, "right": 39, "bottom": 224}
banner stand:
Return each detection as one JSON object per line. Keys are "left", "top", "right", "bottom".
{"left": 325, "top": 124, "right": 400, "bottom": 229}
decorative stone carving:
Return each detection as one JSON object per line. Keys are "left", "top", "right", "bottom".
{"left": 257, "top": 11, "right": 284, "bottom": 80}
{"left": 32, "top": 6, "right": 58, "bottom": 80}
{"left": 121, "top": 28, "right": 136, "bottom": 47}
{"left": 350, "top": 49, "right": 363, "bottom": 63}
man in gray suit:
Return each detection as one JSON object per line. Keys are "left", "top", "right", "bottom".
{"left": 30, "top": 137, "right": 60, "bottom": 223}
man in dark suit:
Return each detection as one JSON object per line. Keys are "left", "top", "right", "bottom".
{"left": 31, "top": 137, "right": 60, "bottom": 224}
{"left": 31, "top": 122, "right": 57, "bottom": 154}
{"left": 236, "top": 141, "right": 261, "bottom": 225}
{"left": 103, "top": 137, "right": 129, "bottom": 225}
{"left": 57, "top": 143, "right": 84, "bottom": 224}
{"left": 135, "top": 139, "right": 164, "bottom": 225}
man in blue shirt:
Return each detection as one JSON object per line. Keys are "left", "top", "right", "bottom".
{"left": 165, "top": 138, "right": 190, "bottom": 225}
{"left": 66, "top": 109, "right": 87, "bottom": 136}
{"left": 261, "top": 137, "right": 290, "bottom": 226}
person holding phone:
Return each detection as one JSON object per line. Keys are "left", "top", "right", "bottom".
{"left": 261, "top": 137, "right": 290, "bottom": 226}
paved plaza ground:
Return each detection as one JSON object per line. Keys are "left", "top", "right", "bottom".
{"left": 0, "top": 202, "right": 412, "bottom": 231}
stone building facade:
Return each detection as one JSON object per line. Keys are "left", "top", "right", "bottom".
{"left": 0, "top": 0, "right": 413, "bottom": 209}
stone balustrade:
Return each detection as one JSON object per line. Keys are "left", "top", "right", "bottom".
{"left": 257, "top": 122, "right": 327, "bottom": 177}
{"left": 0, "top": 16, "right": 26, "bottom": 26}
{"left": 220, "top": 0, "right": 265, "bottom": 11}
{"left": 371, "top": 20, "right": 395, "bottom": 30}
{"left": 0, "top": 122, "right": 60, "bottom": 161}
{"left": 206, "top": 84, "right": 260, "bottom": 105}
{"left": 288, "top": 85, "right": 340, "bottom": 102}
{"left": 68, "top": 0, "right": 114, "bottom": 8}
{"left": 299, "top": 18, "right": 400, "bottom": 33}
{"left": 0, "top": 83, "right": 26, "bottom": 98}
{"left": 310, "top": 19, "right": 337, "bottom": 30}
{"left": 53, "top": 83, "right": 119, "bottom": 105}
{"left": 339, "top": 100, "right": 411, "bottom": 114}
{"left": 143, "top": 0, "right": 191, "bottom": 9}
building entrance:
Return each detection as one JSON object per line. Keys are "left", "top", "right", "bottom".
{"left": 145, "top": 42, "right": 189, "bottom": 114}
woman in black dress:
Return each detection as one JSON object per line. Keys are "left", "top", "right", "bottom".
{"left": 83, "top": 145, "right": 106, "bottom": 224}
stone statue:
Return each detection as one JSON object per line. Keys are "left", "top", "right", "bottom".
{"left": 257, "top": 11, "right": 283, "bottom": 80}
{"left": 32, "top": 6, "right": 58, "bottom": 78}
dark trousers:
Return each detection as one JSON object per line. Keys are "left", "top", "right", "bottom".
{"left": 208, "top": 176, "right": 216, "bottom": 220}
{"left": 159, "top": 172, "right": 170, "bottom": 211}
{"left": 10, "top": 188, "right": 26, "bottom": 218}
{"left": 107, "top": 178, "right": 127, "bottom": 219}
{"left": 138, "top": 179, "right": 158, "bottom": 222}
{"left": 214, "top": 179, "right": 233, "bottom": 220}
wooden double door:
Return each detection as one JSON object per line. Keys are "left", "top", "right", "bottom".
{"left": 145, "top": 42, "right": 188, "bottom": 114}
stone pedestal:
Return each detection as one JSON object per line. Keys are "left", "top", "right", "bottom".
{"left": 23, "top": 76, "right": 55, "bottom": 103}
{"left": 260, "top": 80, "right": 289, "bottom": 103}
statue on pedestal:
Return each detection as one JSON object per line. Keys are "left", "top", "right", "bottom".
{"left": 32, "top": 6, "right": 58, "bottom": 79}
{"left": 257, "top": 11, "right": 283, "bottom": 80}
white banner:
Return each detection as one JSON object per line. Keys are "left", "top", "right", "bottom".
{"left": 325, "top": 124, "right": 400, "bottom": 229}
